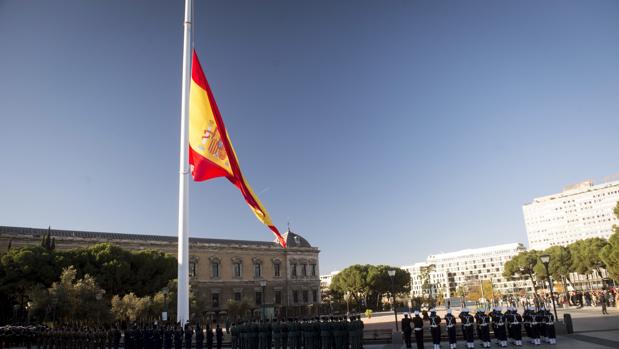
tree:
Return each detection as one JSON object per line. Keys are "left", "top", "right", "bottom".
{"left": 600, "top": 202, "right": 619, "bottom": 281}
{"left": 503, "top": 250, "right": 542, "bottom": 293}
{"left": 534, "top": 245, "right": 574, "bottom": 295}
{"left": 330, "top": 265, "right": 371, "bottom": 309}
{"left": 0, "top": 246, "right": 60, "bottom": 306}
{"left": 419, "top": 264, "right": 436, "bottom": 299}
{"left": 569, "top": 238, "right": 609, "bottom": 275}
{"left": 330, "top": 264, "right": 410, "bottom": 311}
{"left": 28, "top": 266, "right": 111, "bottom": 325}
{"left": 58, "top": 243, "right": 176, "bottom": 297}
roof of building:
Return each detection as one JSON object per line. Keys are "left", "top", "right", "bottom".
{"left": 427, "top": 242, "right": 525, "bottom": 260}
{"left": 524, "top": 178, "right": 619, "bottom": 205}
{"left": 281, "top": 229, "right": 313, "bottom": 248}
{"left": 0, "top": 225, "right": 314, "bottom": 248}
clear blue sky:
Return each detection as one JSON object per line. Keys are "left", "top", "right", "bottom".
{"left": 1, "top": 1, "right": 618, "bottom": 273}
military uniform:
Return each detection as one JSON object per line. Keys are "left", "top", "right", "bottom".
{"left": 402, "top": 314, "right": 412, "bottom": 348}
{"left": 474, "top": 309, "right": 491, "bottom": 348}
{"left": 411, "top": 312, "right": 424, "bottom": 349}
{"left": 195, "top": 324, "right": 204, "bottom": 349}
{"left": 490, "top": 308, "right": 507, "bottom": 347}
{"left": 459, "top": 309, "right": 475, "bottom": 349}
{"left": 444, "top": 310, "right": 457, "bottom": 349}
{"left": 543, "top": 310, "right": 556, "bottom": 345}
{"left": 428, "top": 310, "right": 441, "bottom": 349}
{"left": 216, "top": 325, "right": 223, "bottom": 349}
{"left": 506, "top": 308, "right": 523, "bottom": 346}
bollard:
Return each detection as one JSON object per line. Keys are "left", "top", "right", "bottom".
{"left": 563, "top": 313, "right": 573, "bottom": 334}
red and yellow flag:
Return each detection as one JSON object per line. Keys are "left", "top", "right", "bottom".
{"left": 188, "top": 50, "right": 286, "bottom": 248}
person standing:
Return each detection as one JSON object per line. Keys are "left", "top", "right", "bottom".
{"left": 195, "top": 323, "right": 204, "bottom": 349}
{"left": 173, "top": 324, "right": 183, "bottom": 349}
{"left": 444, "top": 309, "right": 457, "bottom": 349}
{"left": 183, "top": 323, "right": 193, "bottom": 349}
{"left": 507, "top": 307, "right": 523, "bottom": 347}
{"left": 411, "top": 311, "right": 424, "bottom": 349}
{"left": 476, "top": 308, "right": 491, "bottom": 348}
{"left": 543, "top": 309, "right": 556, "bottom": 345}
{"left": 163, "top": 326, "right": 173, "bottom": 349}
{"left": 491, "top": 307, "right": 507, "bottom": 348}
{"left": 216, "top": 324, "right": 223, "bottom": 349}
{"left": 272, "top": 320, "right": 281, "bottom": 349}
{"left": 401, "top": 313, "right": 412, "bottom": 349}
{"left": 459, "top": 308, "right": 475, "bottom": 349}
{"left": 281, "top": 320, "right": 289, "bottom": 349}
{"left": 206, "top": 323, "right": 214, "bottom": 349}
{"left": 428, "top": 309, "right": 441, "bottom": 349}
{"left": 601, "top": 292, "right": 609, "bottom": 315}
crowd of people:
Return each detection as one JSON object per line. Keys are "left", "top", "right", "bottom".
{"left": 401, "top": 307, "right": 556, "bottom": 349}
{"left": 0, "top": 316, "right": 365, "bottom": 349}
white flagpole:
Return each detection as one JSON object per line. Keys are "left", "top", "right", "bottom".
{"left": 177, "top": 0, "right": 192, "bottom": 324}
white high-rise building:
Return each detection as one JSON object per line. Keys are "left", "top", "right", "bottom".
{"left": 319, "top": 270, "right": 340, "bottom": 288}
{"left": 402, "top": 243, "right": 530, "bottom": 299}
{"left": 523, "top": 178, "right": 619, "bottom": 250}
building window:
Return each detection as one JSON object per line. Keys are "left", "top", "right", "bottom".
{"left": 233, "top": 262, "right": 242, "bottom": 277}
{"left": 312, "top": 289, "right": 317, "bottom": 303}
{"left": 302, "top": 264, "right": 307, "bottom": 277}
{"left": 274, "top": 263, "right": 281, "bottom": 277}
{"left": 293, "top": 290, "right": 299, "bottom": 304}
{"left": 310, "top": 264, "right": 316, "bottom": 276}
{"left": 254, "top": 263, "right": 262, "bottom": 278}
{"left": 291, "top": 264, "right": 297, "bottom": 277}
{"left": 302, "top": 290, "right": 309, "bottom": 303}
{"left": 255, "top": 291, "right": 262, "bottom": 305}
{"left": 275, "top": 290, "right": 282, "bottom": 305}
{"left": 189, "top": 262, "right": 197, "bottom": 277}
{"left": 234, "top": 292, "right": 242, "bottom": 302}
{"left": 212, "top": 293, "right": 220, "bottom": 308}
{"left": 212, "top": 262, "right": 220, "bottom": 278}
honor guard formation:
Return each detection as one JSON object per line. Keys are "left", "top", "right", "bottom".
{"left": 0, "top": 317, "right": 365, "bottom": 349}
{"left": 400, "top": 307, "right": 556, "bottom": 349}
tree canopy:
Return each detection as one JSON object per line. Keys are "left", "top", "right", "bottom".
{"left": 0, "top": 242, "right": 176, "bottom": 324}
{"left": 330, "top": 264, "right": 410, "bottom": 311}
{"left": 600, "top": 202, "right": 619, "bottom": 280}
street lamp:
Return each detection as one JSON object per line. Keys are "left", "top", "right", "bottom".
{"left": 388, "top": 269, "right": 399, "bottom": 332}
{"left": 162, "top": 287, "right": 169, "bottom": 322}
{"left": 259, "top": 280, "right": 267, "bottom": 321}
{"left": 540, "top": 254, "right": 558, "bottom": 320}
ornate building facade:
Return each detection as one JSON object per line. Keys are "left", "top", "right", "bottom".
{"left": 0, "top": 225, "right": 321, "bottom": 318}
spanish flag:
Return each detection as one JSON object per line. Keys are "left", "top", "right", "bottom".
{"left": 188, "top": 50, "right": 286, "bottom": 248}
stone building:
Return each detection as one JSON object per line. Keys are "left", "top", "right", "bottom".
{"left": 0, "top": 225, "right": 321, "bottom": 318}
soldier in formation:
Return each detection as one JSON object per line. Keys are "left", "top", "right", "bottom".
{"left": 411, "top": 311, "right": 424, "bottom": 349}
{"left": 474, "top": 308, "right": 491, "bottom": 348}
{"left": 459, "top": 308, "right": 475, "bottom": 349}
{"left": 443, "top": 309, "right": 457, "bottom": 349}
{"left": 400, "top": 313, "right": 412, "bottom": 348}
{"left": 0, "top": 317, "right": 366, "bottom": 349}
{"left": 428, "top": 309, "right": 441, "bottom": 349}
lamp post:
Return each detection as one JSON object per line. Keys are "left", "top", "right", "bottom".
{"left": 540, "top": 254, "right": 558, "bottom": 320}
{"left": 162, "top": 287, "right": 169, "bottom": 322}
{"left": 388, "top": 269, "right": 399, "bottom": 332}
{"left": 260, "top": 280, "right": 267, "bottom": 321}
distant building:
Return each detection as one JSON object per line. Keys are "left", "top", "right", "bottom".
{"left": 402, "top": 243, "right": 530, "bottom": 299}
{"left": 523, "top": 178, "right": 619, "bottom": 250}
{"left": 319, "top": 270, "right": 340, "bottom": 288}
{"left": 0, "top": 225, "right": 321, "bottom": 318}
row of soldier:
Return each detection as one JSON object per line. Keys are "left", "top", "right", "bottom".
{"left": 0, "top": 316, "right": 365, "bottom": 349}
{"left": 231, "top": 317, "right": 364, "bottom": 349}
{"left": 0, "top": 322, "right": 224, "bottom": 349}
{"left": 402, "top": 307, "right": 556, "bottom": 349}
